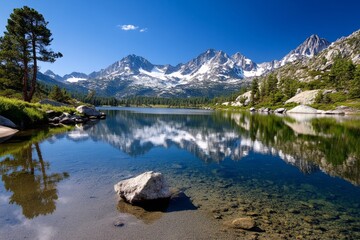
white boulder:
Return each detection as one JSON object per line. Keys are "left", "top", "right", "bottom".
{"left": 76, "top": 105, "right": 101, "bottom": 117}
{"left": 274, "top": 108, "right": 286, "bottom": 114}
{"left": 114, "top": 171, "right": 171, "bottom": 204}
{"left": 235, "top": 91, "right": 251, "bottom": 106}
{"left": 285, "top": 90, "right": 320, "bottom": 105}
{"left": 287, "top": 105, "right": 320, "bottom": 114}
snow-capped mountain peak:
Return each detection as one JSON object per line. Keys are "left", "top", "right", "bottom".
{"left": 89, "top": 54, "right": 155, "bottom": 79}
{"left": 279, "top": 34, "right": 330, "bottom": 66}
{"left": 40, "top": 29, "right": 349, "bottom": 98}
{"left": 44, "top": 70, "right": 63, "bottom": 82}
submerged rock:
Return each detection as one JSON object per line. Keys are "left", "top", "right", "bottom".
{"left": 114, "top": 171, "right": 171, "bottom": 204}
{"left": 117, "top": 200, "right": 164, "bottom": 224}
{"left": 231, "top": 217, "right": 256, "bottom": 230}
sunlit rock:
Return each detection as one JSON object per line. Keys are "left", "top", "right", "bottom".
{"left": 76, "top": 105, "right": 101, "bottom": 117}
{"left": 285, "top": 90, "right": 320, "bottom": 105}
{"left": 287, "top": 105, "right": 319, "bottom": 114}
{"left": 114, "top": 171, "right": 171, "bottom": 204}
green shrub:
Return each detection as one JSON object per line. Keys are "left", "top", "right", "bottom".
{"left": 329, "top": 92, "right": 347, "bottom": 102}
{"left": 0, "top": 97, "right": 48, "bottom": 127}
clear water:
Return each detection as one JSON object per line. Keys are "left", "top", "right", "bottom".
{"left": 1, "top": 107, "right": 359, "bottom": 239}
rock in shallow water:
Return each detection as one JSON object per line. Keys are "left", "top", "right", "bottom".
{"left": 114, "top": 171, "right": 171, "bottom": 204}
{"left": 231, "top": 217, "right": 256, "bottom": 230}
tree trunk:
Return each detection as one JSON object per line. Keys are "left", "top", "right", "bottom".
{"left": 28, "top": 35, "right": 37, "bottom": 102}
{"left": 23, "top": 56, "right": 29, "bottom": 102}
{"left": 35, "top": 143, "right": 48, "bottom": 188}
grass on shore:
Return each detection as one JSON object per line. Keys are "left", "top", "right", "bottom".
{"left": 0, "top": 96, "right": 76, "bottom": 128}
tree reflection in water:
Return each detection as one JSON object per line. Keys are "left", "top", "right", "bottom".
{"left": 0, "top": 143, "right": 69, "bottom": 219}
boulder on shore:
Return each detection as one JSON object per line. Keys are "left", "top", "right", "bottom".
{"left": 0, "top": 115, "right": 17, "bottom": 129}
{"left": 76, "top": 105, "right": 101, "bottom": 117}
{"left": 287, "top": 105, "right": 320, "bottom": 114}
{"left": 114, "top": 171, "right": 171, "bottom": 204}
{"left": 234, "top": 90, "right": 251, "bottom": 106}
{"left": 274, "top": 108, "right": 286, "bottom": 114}
{"left": 285, "top": 90, "right": 320, "bottom": 105}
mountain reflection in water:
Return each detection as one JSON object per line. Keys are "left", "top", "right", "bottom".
{"left": 1, "top": 108, "right": 360, "bottom": 240}
{"left": 67, "top": 108, "right": 360, "bottom": 186}
{"left": 1, "top": 108, "right": 360, "bottom": 223}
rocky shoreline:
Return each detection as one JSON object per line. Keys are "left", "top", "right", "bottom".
{"left": 248, "top": 104, "right": 357, "bottom": 115}
{"left": 47, "top": 105, "right": 106, "bottom": 125}
{"left": 0, "top": 105, "right": 106, "bottom": 143}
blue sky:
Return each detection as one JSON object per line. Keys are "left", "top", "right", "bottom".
{"left": 0, "top": 0, "right": 359, "bottom": 76}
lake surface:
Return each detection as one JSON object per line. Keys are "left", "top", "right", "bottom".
{"left": 1, "top": 107, "right": 360, "bottom": 240}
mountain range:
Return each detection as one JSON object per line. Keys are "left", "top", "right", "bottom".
{"left": 40, "top": 31, "right": 359, "bottom": 98}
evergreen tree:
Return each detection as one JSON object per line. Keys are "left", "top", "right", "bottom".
{"left": 266, "top": 74, "right": 278, "bottom": 97}
{"left": 250, "top": 78, "right": 259, "bottom": 105}
{"left": 328, "top": 56, "right": 355, "bottom": 90}
{"left": 281, "top": 78, "right": 298, "bottom": 100}
{"left": 350, "top": 65, "right": 360, "bottom": 98}
{"left": 49, "top": 85, "right": 64, "bottom": 102}
{"left": 0, "top": 6, "right": 62, "bottom": 102}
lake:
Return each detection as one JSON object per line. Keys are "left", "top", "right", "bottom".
{"left": 1, "top": 107, "right": 359, "bottom": 240}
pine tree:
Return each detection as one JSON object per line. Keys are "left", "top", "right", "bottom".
{"left": 350, "top": 65, "right": 360, "bottom": 98}
{"left": 328, "top": 56, "right": 355, "bottom": 90}
{"left": 250, "top": 78, "right": 259, "bottom": 105}
{"left": 49, "top": 85, "right": 64, "bottom": 102}
{"left": 0, "top": 6, "right": 62, "bottom": 102}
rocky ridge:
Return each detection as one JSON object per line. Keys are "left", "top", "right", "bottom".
{"left": 40, "top": 29, "right": 353, "bottom": 98}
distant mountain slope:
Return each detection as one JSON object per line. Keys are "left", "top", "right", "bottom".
{"left": 40, "top": 30, "right": 360, "bottom": 99}
{"left": 262, "top": 29, "right": 359, "bottom": 82}
{"left": 37, "top": 72, "right": 89, "bottom": 94}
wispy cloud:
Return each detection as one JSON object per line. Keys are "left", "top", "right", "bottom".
{"left": 120, "top": 24, "right": 138, "bottom": 31}
{"left": 118, "top": 24, "right": 147, "bottom": 33}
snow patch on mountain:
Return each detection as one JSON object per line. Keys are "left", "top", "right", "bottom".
{"left": 66, "top": 77, "right": 88, "bottom": 83}
{"left": 41, "top": 32, "right": 337, "bottom": 98}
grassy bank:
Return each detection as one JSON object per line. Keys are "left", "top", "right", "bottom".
{"left": 0, "top": 96, "right": 76, "bottom": 128}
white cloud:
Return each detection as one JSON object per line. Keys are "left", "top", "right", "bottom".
{"left": 120, "top": 24, "right": 138, "bottom": 31}
{"left": 118, "top": 24, "right": 147, "bottom": 33}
